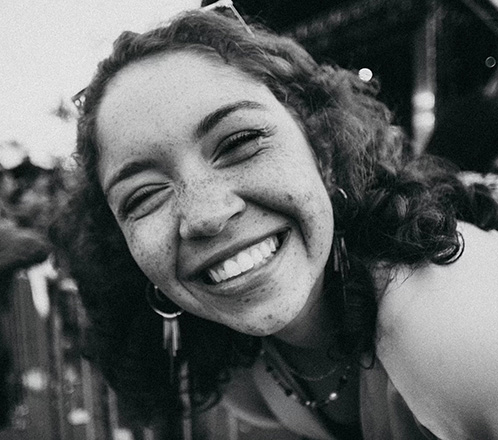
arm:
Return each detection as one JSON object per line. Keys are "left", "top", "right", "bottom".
{"left": 377, "top": 222, "right": 498, "bottom": 439}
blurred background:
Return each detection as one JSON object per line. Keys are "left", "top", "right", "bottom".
{"left": 1, "top": 0, "right": 497, "bottom": 439}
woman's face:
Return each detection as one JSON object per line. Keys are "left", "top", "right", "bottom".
{"left": 96, "top": 51, "right": 334, "bottom": 336}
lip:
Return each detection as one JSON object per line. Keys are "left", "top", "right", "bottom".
{"left": 187, "top": 228, "right": 291, "bottom": 296}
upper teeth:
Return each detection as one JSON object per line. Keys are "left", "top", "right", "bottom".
{"left": 207, "top": 236, "right": 278, "bottom": 284}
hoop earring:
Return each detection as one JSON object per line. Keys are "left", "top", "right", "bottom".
{"left": 145, "top": 283, "right": 183, "bottom": 358}
{"left": 145, "top": 283, "right": 192, "bottom": 440}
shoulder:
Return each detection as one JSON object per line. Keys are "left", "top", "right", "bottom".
{"left": 378, "top": 222, "right": 498, "bottom": 318}
{"left": 376, "top": 222, "right": 498, "bottom": 438}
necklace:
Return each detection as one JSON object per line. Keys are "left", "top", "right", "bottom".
{"left": 261, "top": 340, "right": 352, "bottom": 410}
{"left": 286, "top": 361, "right": 340, "bottom": 382}
{"left": 282, "top": 347, "right": 346, "bottom": 382}
{"left": 265, "top": 361, "right": 351, "bottom": 409}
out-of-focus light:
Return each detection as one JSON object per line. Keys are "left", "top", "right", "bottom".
{"left": 113, "top": 428, "right": 134, "bottom": 440}
{"left": 64, "top": 366, "right": 79, "bottom": 385}
{"left": 413, "top": 91, "right": 435, "bottom": 110}
{"left": 358, "top": 68, "right": 373, "bottom": 82}
{"left": 413, "top": 112, "right": 435, "bottom": 129}
{"left": 485, "top": 56, "right": 497, "bottom": 68}
{"left": 67, "top": 408, "right": 90, "bottom": 426}
{"left": 22, "top": 368, "right": 48, "bottom": 392}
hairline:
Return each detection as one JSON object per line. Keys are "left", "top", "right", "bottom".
{"left": 91, "top": 44, "right": 310, "bottom": 166}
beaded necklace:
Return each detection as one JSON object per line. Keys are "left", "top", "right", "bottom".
{"left": 261, "top": 339, "right": 352, "bottom": 410}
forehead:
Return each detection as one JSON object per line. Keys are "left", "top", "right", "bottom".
{"left": 95, "top": 50, "right": 286, "bottom": 185}
{"left": 96, "top": 51, "right": 273, "bottom": 142}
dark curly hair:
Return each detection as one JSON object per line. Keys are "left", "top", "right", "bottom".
{"left": 50, "top": 8, "right": 498, "bottom": 433}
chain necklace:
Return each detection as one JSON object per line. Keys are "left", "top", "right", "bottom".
{"left": 282, "top": 347, "right": 347, "bottom": 382}
{"left": 261, "top": 340, "right": 352, "bottom": 410}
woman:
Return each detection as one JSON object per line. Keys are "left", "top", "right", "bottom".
{"left": 52, "top": 5, "right": 498, "bottom": 440}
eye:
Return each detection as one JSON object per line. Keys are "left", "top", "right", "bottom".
{"left": 118, "top": 183, "right": 171, "bottom": 220}
{"left": 213, "top": 128, "right": 272, "bottom": 166}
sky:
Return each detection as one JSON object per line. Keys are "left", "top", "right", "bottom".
{"left": 1, "top": 0, "right": 201, "bottom": 168}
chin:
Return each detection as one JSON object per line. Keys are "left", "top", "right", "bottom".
{"left": 221, "top": 297, "right": 309, "bottom": 338}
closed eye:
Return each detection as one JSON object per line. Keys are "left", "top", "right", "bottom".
{"left": 213, "top": 127, "right": 273, "bottom": 166}
{"left": 118, "top": 183, "right": 171, "bottom": 220}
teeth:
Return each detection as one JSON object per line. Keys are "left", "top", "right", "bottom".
{"left": 250, "top": 248, "right": 264, "bottom": 264}
{"left": 237, "top": 252, "right": 255, "bottom": 272}
{"left": 223, "top": 260, "right": 241, "bottom": 278}
{"left": 269, "top": 239, "right": 276, "bottom": 252}
{"left": 210, "top": 270, "right": 222, "bottom": 283}
{"left": 260, "top": 241, "right": 271, "bottom": 258}
{"left": 207, "top": 236, "right": 280, "bottom": 284}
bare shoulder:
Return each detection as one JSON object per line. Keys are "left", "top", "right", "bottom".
{"left": 378, "top": 222, "right": 498, "bottom": 316}
{"left": 376, "top": 222, "right": 498, "bottom": 438}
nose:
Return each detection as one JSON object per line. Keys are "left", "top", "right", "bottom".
{"left": 178, "top": 177, "right": 246, "bottom": 240}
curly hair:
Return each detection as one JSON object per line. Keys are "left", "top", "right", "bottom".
{"left": 50, "top": 9, "right": 498, "bottom": 430}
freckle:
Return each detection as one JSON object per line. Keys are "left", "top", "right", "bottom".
{"left": 242, "top": 298, "right": 251, "bottom": 303}
{"left": 266, "top": 314, "right": 273, "bottom": 320}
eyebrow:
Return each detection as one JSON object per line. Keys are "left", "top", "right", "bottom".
{"left": 103, "top": 100, "right": 267, "bottom": 197}
{"left": 194, "top": 100, "right": 266, "bottom": 139}
{"left": 103, "top": 159, "right": 157, "bottom": 198}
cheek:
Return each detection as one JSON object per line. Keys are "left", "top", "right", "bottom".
{"left": 277, "top": 158, "right": 333, "bottom": 229}
{"left": 123, "top": 222, "right": 212, "bottom": 318}
{"left": 124, "top": 222, "right": 177, "bottom": 283}
{"left": 303, "top": 190, "right": 334, "bottom": 258}
{"left": 291, "top": 171, "right": 334, "bottom": 259}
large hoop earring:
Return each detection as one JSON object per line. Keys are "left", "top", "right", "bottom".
{"left": 145, "top": 283, "right": 192, "bottom": 440}
{"left": 145, "top": 283, "right": 183, "bottom": 357}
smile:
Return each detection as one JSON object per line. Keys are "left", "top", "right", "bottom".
{"left": 206, "top": 235, "right": 282, "bottom": 284}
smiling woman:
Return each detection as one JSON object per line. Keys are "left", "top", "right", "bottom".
{"left": 51, "top": 5, "right": 498, "bottom": 440}
{"left": 97, "top": 51, "right": 333, "bottom": 336}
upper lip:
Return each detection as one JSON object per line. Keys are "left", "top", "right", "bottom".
{"left": 183, "top": 227, "right": 289, "bottom": 281}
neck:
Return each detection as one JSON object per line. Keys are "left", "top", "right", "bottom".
{"left": 272, "top": 271, "right": 338, "bottom": 355}
{"left": 267, "top": 286, "right": 345, "bottom": 391}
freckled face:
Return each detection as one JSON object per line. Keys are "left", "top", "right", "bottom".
{"left": 96, "top": 52, "right": 334, "bottom": 336}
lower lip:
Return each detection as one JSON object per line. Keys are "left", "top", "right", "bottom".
{"left": 194, "top": 231, "right": 291, "bottom": 298}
